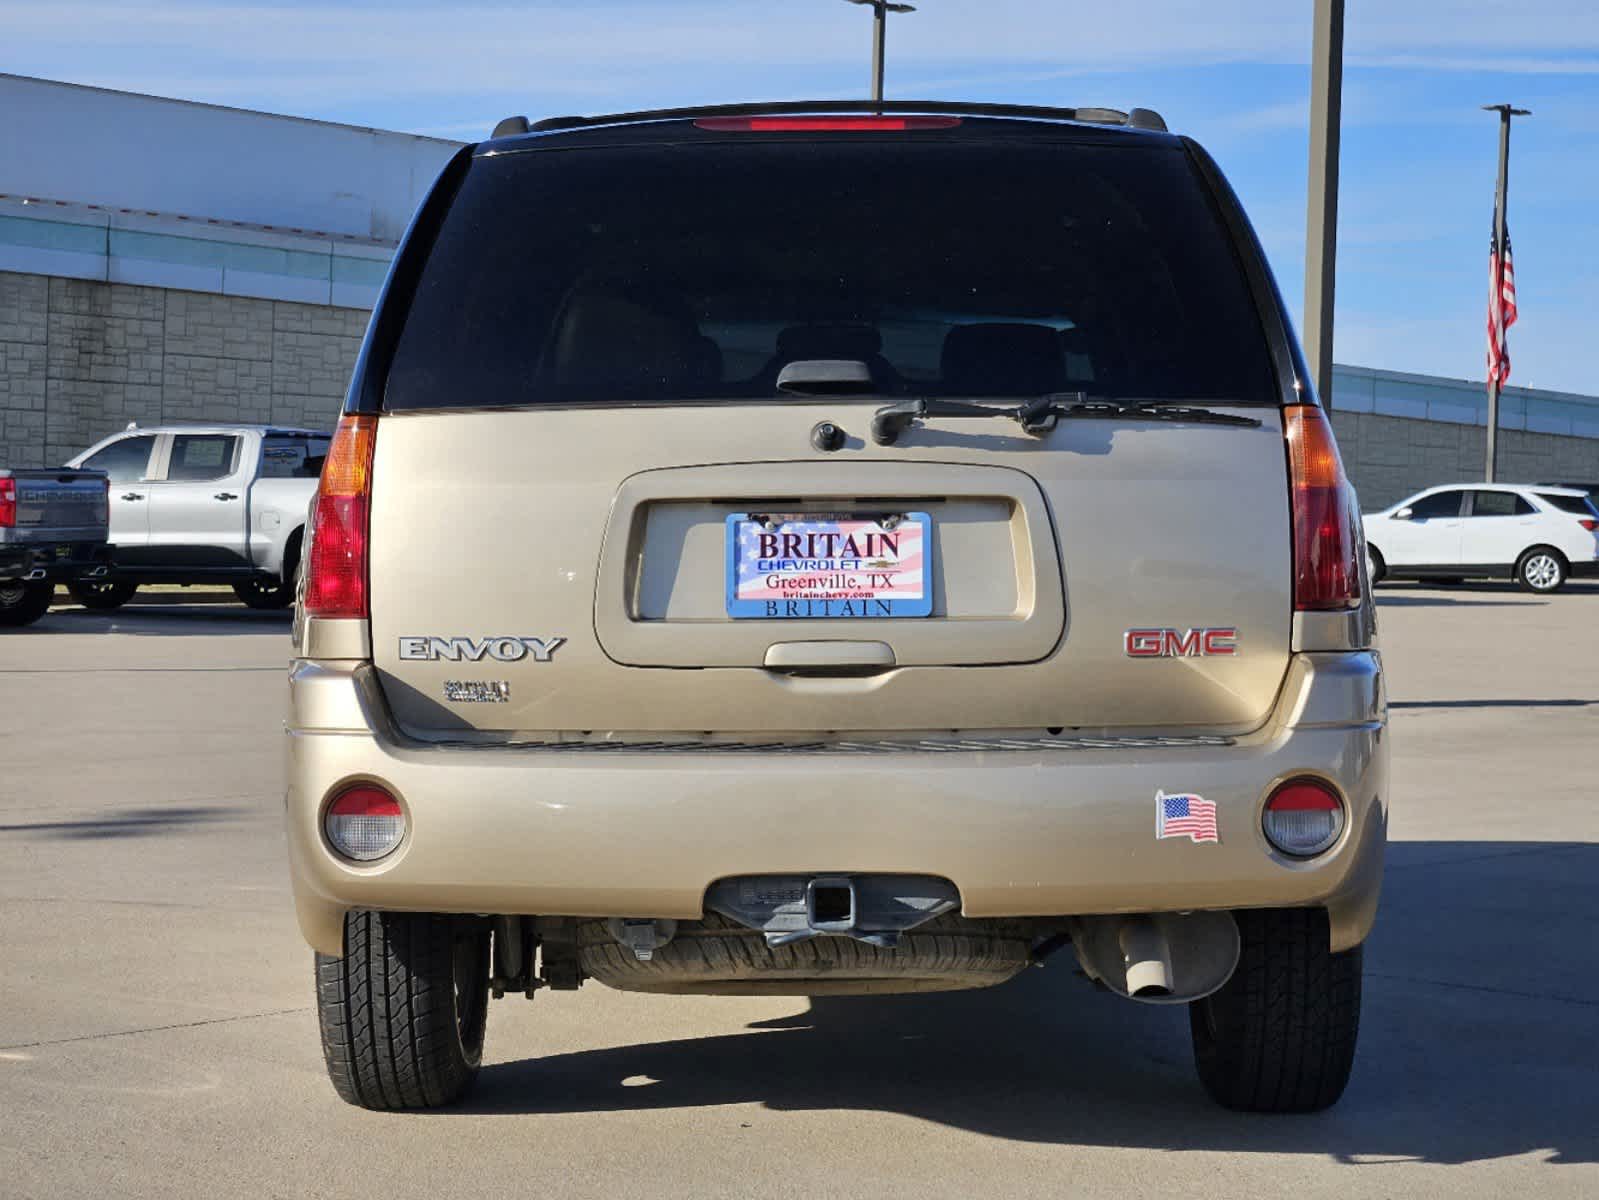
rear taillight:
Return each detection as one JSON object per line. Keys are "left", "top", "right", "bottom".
{"left": 324, "top": 784, "right": 405, "bottom": 861}
{"left": 1581, "top": 518, "right": 1598, "bottom": 532}
{"left": 304, "top": 414, "right": 376, "bottom": 618}
{"left": 1262, "top": 778, "right": 1346, "bottom": 857}
{"left": 693, "top": 116, "right": 961, "bottom": 132}
{"left": 0, "top": 478, "right": 14, "bottom": 528}
{"left": 1284, "top": 404, "right": 1361, "bottom": 611}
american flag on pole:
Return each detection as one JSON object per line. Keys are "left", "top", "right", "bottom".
{"left": 1487, "top": 227, "right": 1519, "bottom": 388}
{"left": 1156, "top": 792, "right": 1219, "bottom": 844}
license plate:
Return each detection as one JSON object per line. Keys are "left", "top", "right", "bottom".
{"left": 725, "top": 512, "right": 932, "bottom": 619}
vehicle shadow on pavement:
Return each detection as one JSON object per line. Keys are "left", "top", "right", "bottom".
{"left": 466, "top": 841, "right": 1599, "bottom": 1167}
{"left": 0, "top": 806, "right": 234, "bottom": 839}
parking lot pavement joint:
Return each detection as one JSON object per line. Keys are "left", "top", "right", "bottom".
{"left": 1367, "top": 970, "right": 1599, "bottom": 1010}
{"left": 1, "top": 895, "right": 287, "bottom": 912}
{"left": 1386, "top": 842, "right": 1592, "bottom": 872}
{"left": 0, "top": 667, "right": 287, "bottom": 675}
{"left": 0, "top": 1007, "right": 312, "bottom": 1053}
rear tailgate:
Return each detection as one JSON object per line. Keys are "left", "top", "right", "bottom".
{"left": 0, "top": 469, "right": 108, "bottom": 544}
{"left": 358, "top": 122, "right": 1297, "bottom": 738}
{"left": 368, "top": 404, "right": 1290, "bottom": 736}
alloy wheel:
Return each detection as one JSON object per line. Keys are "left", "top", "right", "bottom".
{"left": 1523, "top": 553, "right": 1560, "bottom": 591}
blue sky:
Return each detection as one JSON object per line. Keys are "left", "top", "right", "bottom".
{"left": 8, "top": 0, "right": 1599, "bottom": 393}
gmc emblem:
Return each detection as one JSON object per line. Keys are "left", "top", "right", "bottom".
{"left": 1124, "top": 628, "right": 1239, "bottom": 658}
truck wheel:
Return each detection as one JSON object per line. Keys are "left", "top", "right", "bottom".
{"left": 1189, "top": 908, "right": 1361, "bottom": 1112}
{"left": 0, "top": 580, "right": 54, "bottom": 627}
{"left": 315, "top": 911, "right": 491, "bottom": 1111}
{"left": 67, "top": 579, "right": 137, "bottom": 610}
{"left": 233, "top": 577, "right": 295, "bottom": 609}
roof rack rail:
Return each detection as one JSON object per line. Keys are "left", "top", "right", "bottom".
{"left": 491, "top": 115, "right": 531, "bottom": 138}
{"left": 503, "top": 100, "right": 1167, "bottom": 136}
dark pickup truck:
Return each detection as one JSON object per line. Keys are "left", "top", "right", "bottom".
{"left": 1, "top": 468, "right": 113, "bottom": 627}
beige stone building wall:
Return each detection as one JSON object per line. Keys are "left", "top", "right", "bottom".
{"left": 0, "top": 270, "right": 365, "bottom": 466}
{"left": 1330, "top": 410, "right": 1599, "bottom": 510}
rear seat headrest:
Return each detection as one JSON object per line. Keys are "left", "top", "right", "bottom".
{"left": 776, "top": 324, "right": 884, "bottom": 363}
{"left": 941, "top": 322, "right": 1066, "bottom": 396}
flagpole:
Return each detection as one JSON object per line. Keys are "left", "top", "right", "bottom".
{"left": 1304, "top": 0, "right": 1344, "bottom": 412}
{"left": 843, "top": 1, "right": 917, "bottom": 108}
{"left": 1483, "top": 103, "right": 1529, "bottom": 483}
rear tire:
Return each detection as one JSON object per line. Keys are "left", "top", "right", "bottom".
{"left": 1515, "top": 547, "right": 1566, "bottom": 593}
{"left": 67, "top": 579, "right": 137, "bottom": 610}
{"left": 233, "top": 576, "right": 295, "bottom": 609}
{"left": 0, "top": 580, "right": 54, "bottom": 627}
{"left": 315, "top": 911, "right": 491, "bottom": 1111}
{"left": 1189, "top": 908, "right": 1361, "bottom": 1112}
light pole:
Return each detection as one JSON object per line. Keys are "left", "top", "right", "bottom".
{"left": 1304, "top": 0, "right": 1344, "bottom": 411}
{"left": 1482, "top": 103, "right": 1529, "bottom": 483}
{"left": 843, "top": 0, "right": 916, "bottom": 104}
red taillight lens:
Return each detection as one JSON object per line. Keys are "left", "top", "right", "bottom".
{"left": 693, "top": 115, "right": 961, "bottom": 132}
{"left": 1284, "top": 404, "right": 1361, "bottom": 611}
{"left": 1263, "top": 778, "right": 1345, "bottom": 857}
{"left": 324, "top": 784, "right": 405, "bottom": 861}
{"left": 0, "top": 478, "right": 14, "bottom": 528}
{"left": 1581, "top": 518, "right": 1598, "bottom": 532}
{"left": 304, "top": 414, "right": 376, "bottom": 618}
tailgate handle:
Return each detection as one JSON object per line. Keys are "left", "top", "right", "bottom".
{"left": 763, "top": 640, "right": 896, "bottom": 674}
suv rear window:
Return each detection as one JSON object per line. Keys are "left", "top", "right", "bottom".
{"left": 1537, "top": 491, "right": 1599, "bottom": 516}
{"left": 385, "top": 138, "right": 1276, "bottom": 410}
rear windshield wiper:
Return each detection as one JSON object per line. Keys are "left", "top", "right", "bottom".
{"left": 870, "top": 393, "right": 1262, "bottom": 445}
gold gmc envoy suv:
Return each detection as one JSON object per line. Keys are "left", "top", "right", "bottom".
{"left": 286, "top": 101, "right": 1387, "bottom": 1113}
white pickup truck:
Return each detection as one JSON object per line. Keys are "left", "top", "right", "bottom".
{"left": 65, "top": 424, "right": 329, "bottom": 610}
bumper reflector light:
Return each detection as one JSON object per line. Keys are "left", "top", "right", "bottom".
{"left": 1263, "top": 778, "right": 1345, "bottom": 857}
{"left": 325, "top": 785, "right": 405, "bottom": 861}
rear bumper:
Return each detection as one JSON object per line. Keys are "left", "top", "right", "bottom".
{"left": 0, "top": 540, "right": 112, "bottom": 582}
{"left": 284, "top": 653, "right": 1389, "bottom": 957}
{"left": 1569, "top": 559, "right": 1599, "bottom": 579}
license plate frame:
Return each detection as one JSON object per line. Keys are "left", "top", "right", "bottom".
{"left": 725, "top": 511, "right": 933, "bottom": 619}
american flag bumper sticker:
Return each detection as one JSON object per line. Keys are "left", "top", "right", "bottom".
{"left": 1156, "top": 791, "right": 1219, "bottom": 843}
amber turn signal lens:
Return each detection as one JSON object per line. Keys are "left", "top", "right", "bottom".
{"left": 1284, "top": 405, "right": 1362, "bottom": 611}
{"left": 304, "top": 415, "right": 376, "bottom": 619}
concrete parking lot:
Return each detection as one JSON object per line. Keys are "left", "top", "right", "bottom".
{"left": 2, "top": 585, "right": 1596, "bottom": 1199}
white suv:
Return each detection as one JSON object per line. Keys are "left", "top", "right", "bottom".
{"left": 1363, "top": 484, "right": 1599, "bottom": 592}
